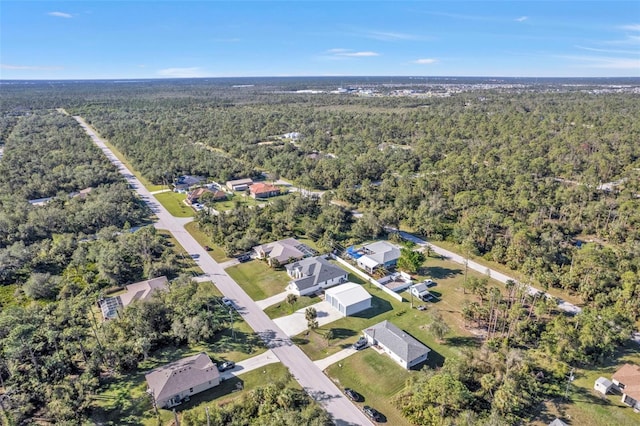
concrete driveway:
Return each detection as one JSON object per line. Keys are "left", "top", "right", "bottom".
{"left": 273, "top": 301, "right": 344, "bottom": 337}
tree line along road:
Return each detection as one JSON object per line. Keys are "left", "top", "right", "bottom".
{"left": 71, "top": 114, "right": 373, "bottom": 426}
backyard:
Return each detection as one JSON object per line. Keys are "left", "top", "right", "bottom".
{"left": 226, "top": 260, "right": 291, "bottom": 301}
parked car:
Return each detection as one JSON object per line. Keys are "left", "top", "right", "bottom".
{"left": 363, "top": 405, "right": 383, "bottom": 422}
{"left": 352, "top": 337, "right": 368, "bottom": 350}
{"left": 344, "top": 388, "right": 363, "bottom": 402}
{"left": 217, "top": 361, "right": 235, "bottom": 371}
{"left": 417, "top": 305, "right": 427, "bottom": 311}
{"left": 221, "top": 297, "right": 233, "bottom": 307}
{"left": 420, "top": 293, "right": 436, "bottom": 302}
{"left": 424, "top": 279, "right": 436, "bottom": 287}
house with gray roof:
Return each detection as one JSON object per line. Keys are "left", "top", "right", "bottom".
{"left": 357, "top": 241, "right": 401, "bottom": 273}
{"left": 285, "top": 255, "right": 348, "bottom": 296}
{"left": 98, "top": 276, "right": 169, "bottom": 320}
{"left": 363, "top": 320, "right": 430, "bottom": 369}
{"left": 253, "top": 238, "right": 315, "bottom": 267}
{"left": 145, "top": 352, "right": 220, "bottom": 409}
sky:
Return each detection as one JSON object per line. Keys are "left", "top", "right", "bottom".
{"left": 1, "top": 1, "right": 639, "bottom": 79}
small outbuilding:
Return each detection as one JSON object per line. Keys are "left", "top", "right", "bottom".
{"left": 594, "top": 377, "right": 614, "bottom": 395}
{"left": 325, "top": 283, "right": 372, "bottom": 317}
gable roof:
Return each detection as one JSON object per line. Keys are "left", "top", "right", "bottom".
{"left": 364, "top": 320, "right": 430, "bottom": 364}
{"left": 119, "top": 276, "right": 169, "bottom": 307}
{"left": 410, "top": 282, "right": 430, "bottom": 296}
{"left": 549, "top": 419, "right": 568, "bottom": 426}
{"left": 188, "top": 187, "right": 212, "bottom": 200}
{"left": 145, "top": 352, "right": 219, "bottom": 402}
{"left": 287, "top": 256, "right": 348, "bottom": 291}
{"left": 325, "top": 282, "right": 371, "bottom": 305}
{"left": 226, "top": 178, "right": 253, "bottom": 187}
{"left": 613, "top": 364, "right": 640, "bottom": 400}
{"left": 361, "top": 241, "right": 401, "bottom": 265}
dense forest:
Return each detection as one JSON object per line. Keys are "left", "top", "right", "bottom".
{"left": 1, "top": 78, "right": 639, "bottom": 424}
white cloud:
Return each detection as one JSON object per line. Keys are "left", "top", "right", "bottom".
{"left": 413, "top": 58, "right": 438, "bottom": 65}
{"left": 365, "top": 30, "right": 417, "bottom": 41}
{"left": 515, "top": 16, "right": 528, "bottom": 22}
{"left": 157, "top": 67, "right": 207, "bottom": 78}
{"left": 327, "top": 49, "right": 379, "bottom": 57}
{"left": 48, "top": 11, "right": 72, "bottom": 18}
{"left": 561, "top": 55, "right": 640, "bottom": 70}
{"left": 1, "top": 64, "right": 63, "bottom": 71}
{"left": 343, "top": 51, "right": 379, "bottom": 57}
{"left": 619, "top": 24, "right": 640, "bottom": 31}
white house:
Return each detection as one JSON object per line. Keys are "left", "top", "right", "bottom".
{"left": 145, "top": 352, "right": 220, "bottom": 408}
{"left": 357, "top": 241, "right": 401, "bottom": 273}
{"left": 285, "top": 256, "right": 348, "bottom": 296}
{"left": 226, "top": 178, "right": 253, "bottom": 191}
{"left": 363, "top": 320, "right": 430, "bottom": 369}
{"left": 325, "top": 283, "right": 372, "bottom": 317}
{"left": 594, "top": 377, "right": 614, "bottom": 395}
{"left": 612, "top": 364, "right": 640, "bottom": 411}
{"left": 409, "top": 282, "right": 432, "bottom": 301}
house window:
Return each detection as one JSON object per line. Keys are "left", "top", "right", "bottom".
{"left": 189, "top": 387, "right": 193, "bottom": 393}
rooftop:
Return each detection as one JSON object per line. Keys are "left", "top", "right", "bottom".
{"left": 364, "top": 320, "right": 430, "bottom": 364}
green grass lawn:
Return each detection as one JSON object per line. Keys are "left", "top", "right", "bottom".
{"left": 184, "top": 221, "right": 232, "bottom": 263}
{"left": 326, "top": 350, "right": 413, "bottom": 426}
{"left": 535, "top": 341, "right": 640, "bottom": 426}
{"left": 424, "top": 238, "right": 584, "bottom": 307}
{"left": 154, "top": 191, "right": 195, "bottom": 217}
{"left": 226, "top": 260, "right": 290, "bottom": 300}
{"left": 91, "top": 282, "right": 267, "bottom": 425}
{"left": 263, "top": 294, "right": 320, "bottom": 319}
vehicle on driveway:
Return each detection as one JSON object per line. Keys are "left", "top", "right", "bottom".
{"left": 352, "top": 337, "right": 368, "bottom": 350}
{"left": 221, "top": 297, "right": 234, "bottom": 307}
{"left": 344, "top": 388, "right": 363, "bottom": 402}
{"left": 363, "top": 405, "right": 383, "bottom": 422}
{"left": 217, "top": 361, "right": 235, "bottom": 371}
{"left": 424, "top": 279, "right": 436, "bottom": 287}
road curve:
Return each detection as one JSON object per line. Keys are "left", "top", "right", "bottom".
{"left": 73, "top": 115, "right": 372, "bottom": 426}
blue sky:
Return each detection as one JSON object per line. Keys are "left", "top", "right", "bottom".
{"left": 1, "top": 1, "right": 639, "bottom": 79}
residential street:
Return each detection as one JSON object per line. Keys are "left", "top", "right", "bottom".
{"left": 387, "top": 227, "right": 583, "bottom": 315}
{"left": 73, "top": 115, "right": 372, "bottom": 426}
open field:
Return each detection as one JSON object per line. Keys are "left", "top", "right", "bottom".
{"left": 154, "top": 191, "right": 194, "bottom": 217}
{"left": 226, "top": 260, "right": 291, "bottom": 300}
{"left": 327, "top": 350, "right": 413, "bottom": 426}
{"left": 184, "top": 221, "right": 232, "bottom": 263}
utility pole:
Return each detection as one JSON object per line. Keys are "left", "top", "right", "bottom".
{"left": 564, "top": 367, "right": 575, "bottom": 400}
{"left": 206, "top": 406, "right": 211, "bottom": 426}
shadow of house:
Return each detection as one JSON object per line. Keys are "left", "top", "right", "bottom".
{"left": 426, "top": 266, "right": 463, "bottom": 280}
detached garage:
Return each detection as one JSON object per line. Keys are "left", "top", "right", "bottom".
{"left": 325, "top": 283, "right": 372, "bottom": 317}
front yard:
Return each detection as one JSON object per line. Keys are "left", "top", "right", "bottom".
{"left": 154, "top": 191, "right": 194, "bottom": 217}
{"left": 226, "top": 260, "right": 291, "bottom": 300}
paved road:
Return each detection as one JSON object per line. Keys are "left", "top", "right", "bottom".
{"left": 74, "top": 115, "right": 371, "bottom": 426}
{"left": 387, "top": 227, "right": 583, "bottom": 315}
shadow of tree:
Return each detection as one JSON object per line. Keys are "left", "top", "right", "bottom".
{"left": 351, "top": 295, "right": 393, "bottom": 319}
{"left": 445, "top": 336, "right": 482, "bottom": 348}
{"left": 427, "top": 266, "right": 462, "bottom": 279}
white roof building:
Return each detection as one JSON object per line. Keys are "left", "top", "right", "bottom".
{"left": 325, "top": 283, "right": 372, "bottom": 317}
{"left": 357, "top": 241, "right": 401, "bottom": 273}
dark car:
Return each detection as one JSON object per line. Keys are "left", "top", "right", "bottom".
{"left": 352, "top": 337, "right": 368, "bottom": 350}
{"left": 363, "top": 405, "right": 383, "bottom": 422}
{"left": 217, "top": 361, "right": 235, "bottom": 371}
{"left": 344, "top": 388, "right": 363, "bottom": 402}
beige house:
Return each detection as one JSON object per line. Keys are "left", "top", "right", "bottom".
{"left": 98, "top": 276, "right": 169, "bottom": 320}
{"left": 145, "top": 352, "right": 220, "bottom": 408}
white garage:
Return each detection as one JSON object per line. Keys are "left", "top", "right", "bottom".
{"left": 325, "top": 282, "right": 372, "bottom": 317}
